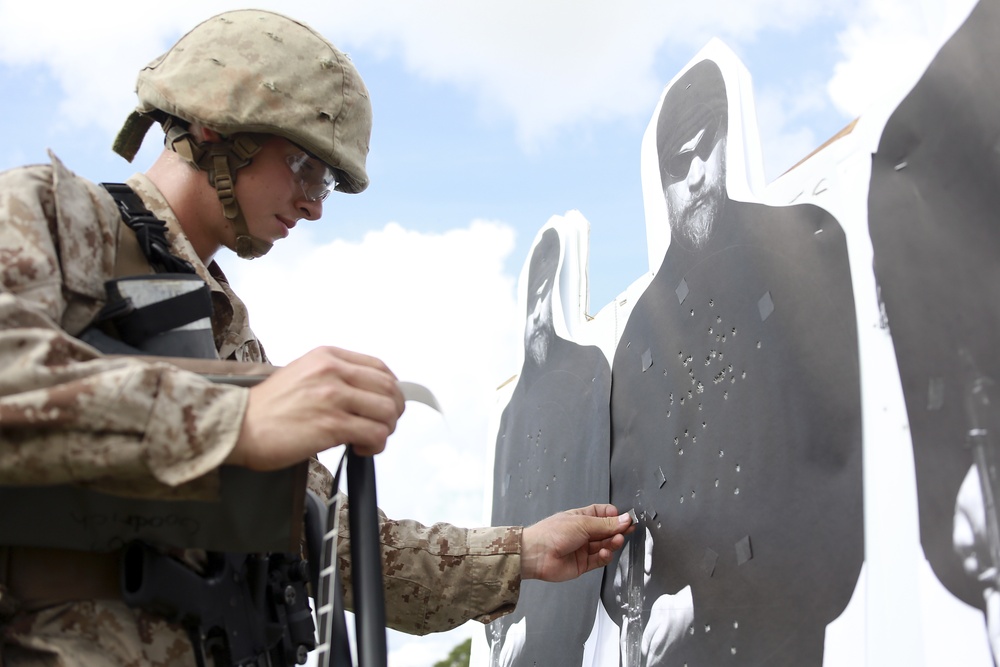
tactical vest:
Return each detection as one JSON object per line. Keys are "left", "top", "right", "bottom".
{"left": 0, "top": 183, "right": 305, "bottom": 555}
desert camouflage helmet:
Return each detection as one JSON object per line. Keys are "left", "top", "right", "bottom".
{"left": 115, "top": 9, "right": 371, "bottom": 193}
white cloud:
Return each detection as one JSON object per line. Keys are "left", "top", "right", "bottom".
{"left": 827, "top": 0, "right": 980, "bottom": 119}
{"left": 1, "top": 0, "right": 845, "bottom": 147}
{"left": 3, "top": 0, "right": 973, "bottom": 156}
{"left": 318, "top": 0, "right": 844, "bottom": 148}
{"left": 753, "top": 83, "right": 832, "bottom": 182}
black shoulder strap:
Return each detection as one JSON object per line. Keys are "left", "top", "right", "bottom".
{"left": 100, "top": 182, "right": 198, "bottom": 275}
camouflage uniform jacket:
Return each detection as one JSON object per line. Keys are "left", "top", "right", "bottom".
{"left": 0, "top": 153, "right": 521, "bottom": 665}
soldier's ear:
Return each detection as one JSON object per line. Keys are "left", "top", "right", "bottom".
{"left": 189, "top": 122, "right": 222, "bottom": 143}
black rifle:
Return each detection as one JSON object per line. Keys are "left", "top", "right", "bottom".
{"left": 121, "top": 542, "right": 315, "bottom": 667}
{"left": 311, "top": 450, "right": 388, "bottom": 667}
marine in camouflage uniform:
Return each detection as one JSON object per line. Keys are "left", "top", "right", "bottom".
{"left": 0, "top": 10, "right": 530, "bottom": 666}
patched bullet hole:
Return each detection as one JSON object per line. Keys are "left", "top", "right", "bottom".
{"left": 676, "top": 279, "right": 690, "bottom": 304}
{"left": 734, "top": 487, "right": 740, "bottom": 495}
{"left": 680, "top": 496, "right": 684, "bottom": 503}
{"left": 758, "top": 292, "right": 774, "bottom": 321}
{"left": 719, "top": 450, "right": 725, "bottom": 457}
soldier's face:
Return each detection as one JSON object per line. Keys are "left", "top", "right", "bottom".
{"left": 525, "top": 276, "right": 554, "bottom": 366}
{"left": 232, "top": 137, "right": 326, "bottom": 246}
{"left": 664, "top": 128, "right": 726, "bottom": 251}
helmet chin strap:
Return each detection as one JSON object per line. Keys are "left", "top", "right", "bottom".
{"left": 164, "top": 121, "right": 273, "bottom": 259}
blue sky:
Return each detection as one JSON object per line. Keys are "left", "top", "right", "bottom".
{"left": 0, "top": 0, "right": 979, "bottom": 663}
{"left": 1, "top": 1, "right": 916, "bottom": 310}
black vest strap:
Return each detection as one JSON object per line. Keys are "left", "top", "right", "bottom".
{"left": 100, "top": 182, "right": 198, "bottom": 275}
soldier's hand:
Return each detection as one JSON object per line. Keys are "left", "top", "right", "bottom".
{"left": 520, "top": 504, "right": 634, "bottom": 582}
{"left": 227, "top": 346, "right": 405, "bottom": 470}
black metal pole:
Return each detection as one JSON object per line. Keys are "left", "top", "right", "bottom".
{"left": 347, "top": 449, "right": 387, "bottom": 667}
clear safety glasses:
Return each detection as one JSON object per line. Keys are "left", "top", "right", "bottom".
{"left": 286, "top": 152, "right": 339, "bottom": 202}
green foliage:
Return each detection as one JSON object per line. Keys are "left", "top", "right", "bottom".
{"left": 433, "top": 637, "right": 471, "bottom": 667}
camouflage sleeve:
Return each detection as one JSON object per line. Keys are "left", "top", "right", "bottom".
{"left": 0, "top": 157, "right": 247, "bottom": 499}
{"left": 336, "top": 495, "right": 522, "bottom": 635}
